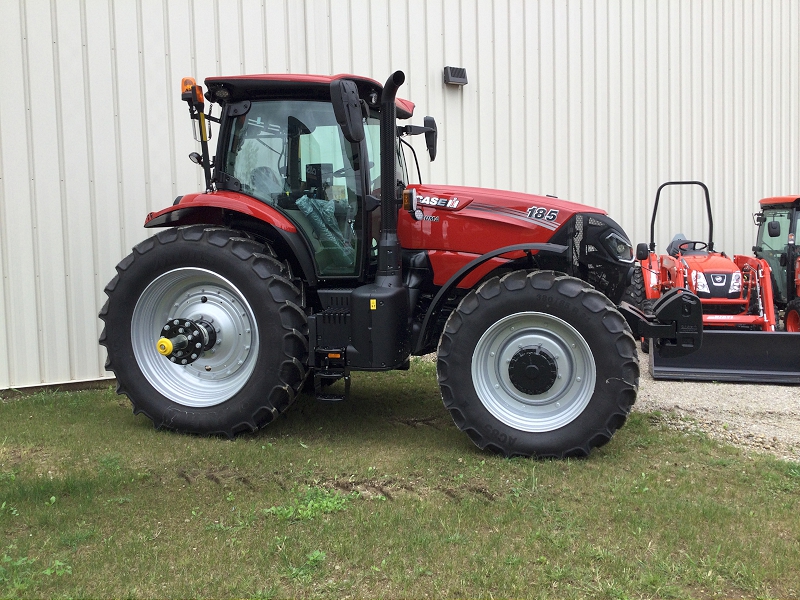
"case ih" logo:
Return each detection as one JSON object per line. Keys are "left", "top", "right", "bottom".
{"left": 417, "top": 195, "right": 460, "bottom": 209}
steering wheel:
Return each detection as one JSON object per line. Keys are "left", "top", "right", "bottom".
{"left": 332, "top": 166, "right": 353, "bottom": 178}
{"left": 332, "top": 161, "right": 375, "bottom": 178}
{"left": 677, "top": 240, "right": 708, "bottom": 253}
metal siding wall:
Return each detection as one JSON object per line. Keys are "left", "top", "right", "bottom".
{"left": 1, "top": 0, "right": 798, "bottom": 388}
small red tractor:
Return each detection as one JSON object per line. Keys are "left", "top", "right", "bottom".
{"left": 753, "top": 195, "right": 800, "bottom": 330}
{"left": 99, "top": 71, "right": 702, "bottom": 458}
{"left": 631, "top": 181, "right": 800, "bottom": 383}
{"left": 633, "top": 181, "right": 776, "bottom": 332}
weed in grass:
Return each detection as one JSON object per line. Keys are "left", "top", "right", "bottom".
{"left": 41, "top": 560, "right": 71, "bottom": 577}
{"left": 264, "top": 487, "right": 358, "bottom": 522}
{"left": 0, "top": 549, "right": 37, "bottom": 594}
{"left": 97, "top": 453, "right": 122, "bottom": 473}
{"left": 286, "top": 550, "right": 326, "bottom": 581}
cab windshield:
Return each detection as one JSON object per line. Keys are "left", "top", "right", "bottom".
{"left": 756, "top": 208, "right": 793, "bottom": 301}
{"left": 223, "top": 100, "right": 372, "bottom": 277}
{"left": 221, "top": 99, "right": 407, "bottom": 277}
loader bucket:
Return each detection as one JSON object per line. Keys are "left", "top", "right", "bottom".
{"left": 649, "top": 330, "right": 800, "bottom": 384}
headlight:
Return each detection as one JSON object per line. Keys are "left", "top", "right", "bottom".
{"left": 729, "top": 271, "right": 742, "bottom": 294}
{"left": 693, "top": 271, "right": 710, "bottom": 294}
{"left": 602, "top": 232, "right": 634, "bottom": 263}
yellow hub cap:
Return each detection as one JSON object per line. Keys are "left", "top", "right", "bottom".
{"left": 156, "top": 337, "right": 173, "bottom": 356}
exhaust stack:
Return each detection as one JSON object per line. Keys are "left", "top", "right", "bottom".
{"left": 376, "top": 70, "right": 406, "bottom": 283}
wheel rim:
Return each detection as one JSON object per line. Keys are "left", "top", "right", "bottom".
{"left": 132, "top": 268, "right": 259, "bottom": 407}
{"left": 786, "top": 309, "right": 800, "bottom": 332}
{"left": 471, "top": 312, "right": 596, "bottom": 432}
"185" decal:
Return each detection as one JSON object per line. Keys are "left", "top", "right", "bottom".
{"left": 526, "top": 207, "right": 559, "bottom": 221}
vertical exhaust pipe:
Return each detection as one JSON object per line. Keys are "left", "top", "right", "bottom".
{"left": 348, "top": 71, "right": 410, "bottom": 368}
{"left": 377, "top": 70, "right": 405, "bottom": 282}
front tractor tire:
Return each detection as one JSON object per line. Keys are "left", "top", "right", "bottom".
{"left": 783, "top": 299, "right": 800, "bottom": 332}
{"left": 99, "top": 226, "right": 308, "bottom": 437}
{"left": 437, "top": 271, "right": 639, "bottom": 458}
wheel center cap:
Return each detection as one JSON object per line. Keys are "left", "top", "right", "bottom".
{"left": 508, "top": 347, "right": 558, "bottom": 395}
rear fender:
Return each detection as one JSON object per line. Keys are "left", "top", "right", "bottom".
{"left": 144, "top": 191, "right": 297, "bottom": 233}
{"left": 144, "top": 192, "right": 318, "bottom": 287}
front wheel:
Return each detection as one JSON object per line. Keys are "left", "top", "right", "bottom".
{"left": 99, "top": 226, "right": 308, "bottom": 437}
{"left": 437, "top": 270, "right": 639, "bottom": 458}
{"left": 784, "top": 299, "right": 800, "bottom": 332}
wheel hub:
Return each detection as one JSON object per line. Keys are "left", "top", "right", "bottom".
{"left": 156, "top": 318, "right": 217, "bottom": 365}
{"left": 132, "top": 268, "right": 259, "bottom": 407}
{"left": 508, "top": 346, "right": 558, "bottom": 395}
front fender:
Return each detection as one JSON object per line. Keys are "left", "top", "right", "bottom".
{"left": 411, "top": 242, "right": 568, "bottom": 354}
{"left": 144, "top": 191, "right": 297, "bottom": 232}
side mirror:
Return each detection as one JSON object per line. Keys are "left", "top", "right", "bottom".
{"left": 768, "top": 220, "right": 781, "bottom": 238}
{"left": 330, "top": 80, "right": 365, "bottom": 143}
{"left": 636, "top": 243, "right": 649, "bottom": 261}
{"left": 424, "top": 116, "right": 438, "bottom": 162}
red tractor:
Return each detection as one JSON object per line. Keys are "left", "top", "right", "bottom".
{"left": 633, "top": 181, "right": 776, "bottom": 332}
{"left": 753, "top": 195, "right": 800, "bottom": 330}
{"left": 99, "top": 71, "right": 701, "bottom": 458}
{"left": 631, "top": 181, "right": 800, "bottom": 383}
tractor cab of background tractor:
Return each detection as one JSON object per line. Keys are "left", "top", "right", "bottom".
{"left": 753, "top": 196, "right": 800, "bottom": 331}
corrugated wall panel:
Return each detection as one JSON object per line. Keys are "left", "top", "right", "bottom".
{"left": 1, "top": 0, "right": 799, "bottom": 389}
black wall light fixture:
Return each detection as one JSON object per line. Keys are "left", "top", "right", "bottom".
{"left": 443, "top": 66, "right": 468, "bottom": 86}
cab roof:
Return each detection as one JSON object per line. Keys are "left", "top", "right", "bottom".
{"left": 759, "top": 195, "right": 800, "bottom": 208}
{"left": 203, "top": 73, "right": 415, "bottom": 119}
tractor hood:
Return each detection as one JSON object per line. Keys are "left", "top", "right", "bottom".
{"left": 406, "top": 184, "right": 605, "bottom": 217}
{"left": 399, "top": 183, "right": 620, "bottom": 258}
{"left": 681, "top": 253, "right": 743, "bottom": 299}
{"left": 398, "top": 183, "right": 636, "bottom": 303}
{"left": 681, "top": 253, "right": 738, "bottom": 273}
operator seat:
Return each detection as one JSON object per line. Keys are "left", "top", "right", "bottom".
{"left": 666, "top": 233, "right": 708, "bottom": 257}
{"left": 666, "top": 234, "right": 687, "bottom": 257}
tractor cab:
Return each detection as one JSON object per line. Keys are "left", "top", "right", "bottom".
{"left": 753, "top": 196, "right": 800, "bottom": 307}
{"left": 203, "top": 75, "right": 423, "bottom": 280}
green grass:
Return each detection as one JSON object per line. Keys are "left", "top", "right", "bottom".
{"left": 1, "top": 359, "right": 799, "bottom": 598}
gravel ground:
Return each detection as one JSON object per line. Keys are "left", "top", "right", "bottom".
{"left": 634, "top": 349, "right": 800, "bottom": 462}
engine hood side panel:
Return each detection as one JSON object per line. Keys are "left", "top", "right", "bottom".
{"left": 398, "top": 184, "right": 602, "bottom": 254}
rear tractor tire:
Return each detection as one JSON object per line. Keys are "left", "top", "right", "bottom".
{"left": 99, "top": 226, "right": 308, "bottom": 437}
{"left": 784, "top": 299, "right": 800, "bottom": 332}
{"left": 437, "top": 270, "right": 639, "bottom": 458}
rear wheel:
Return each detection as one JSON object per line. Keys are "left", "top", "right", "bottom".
{"left": 99, "top": 226, "right": 308, "bottom": 436}
{"left": 437, "top": 270, "right": 639, "bottom": 458}
{"left": 785, "top": 299, "right": 800, "bottom": 332}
